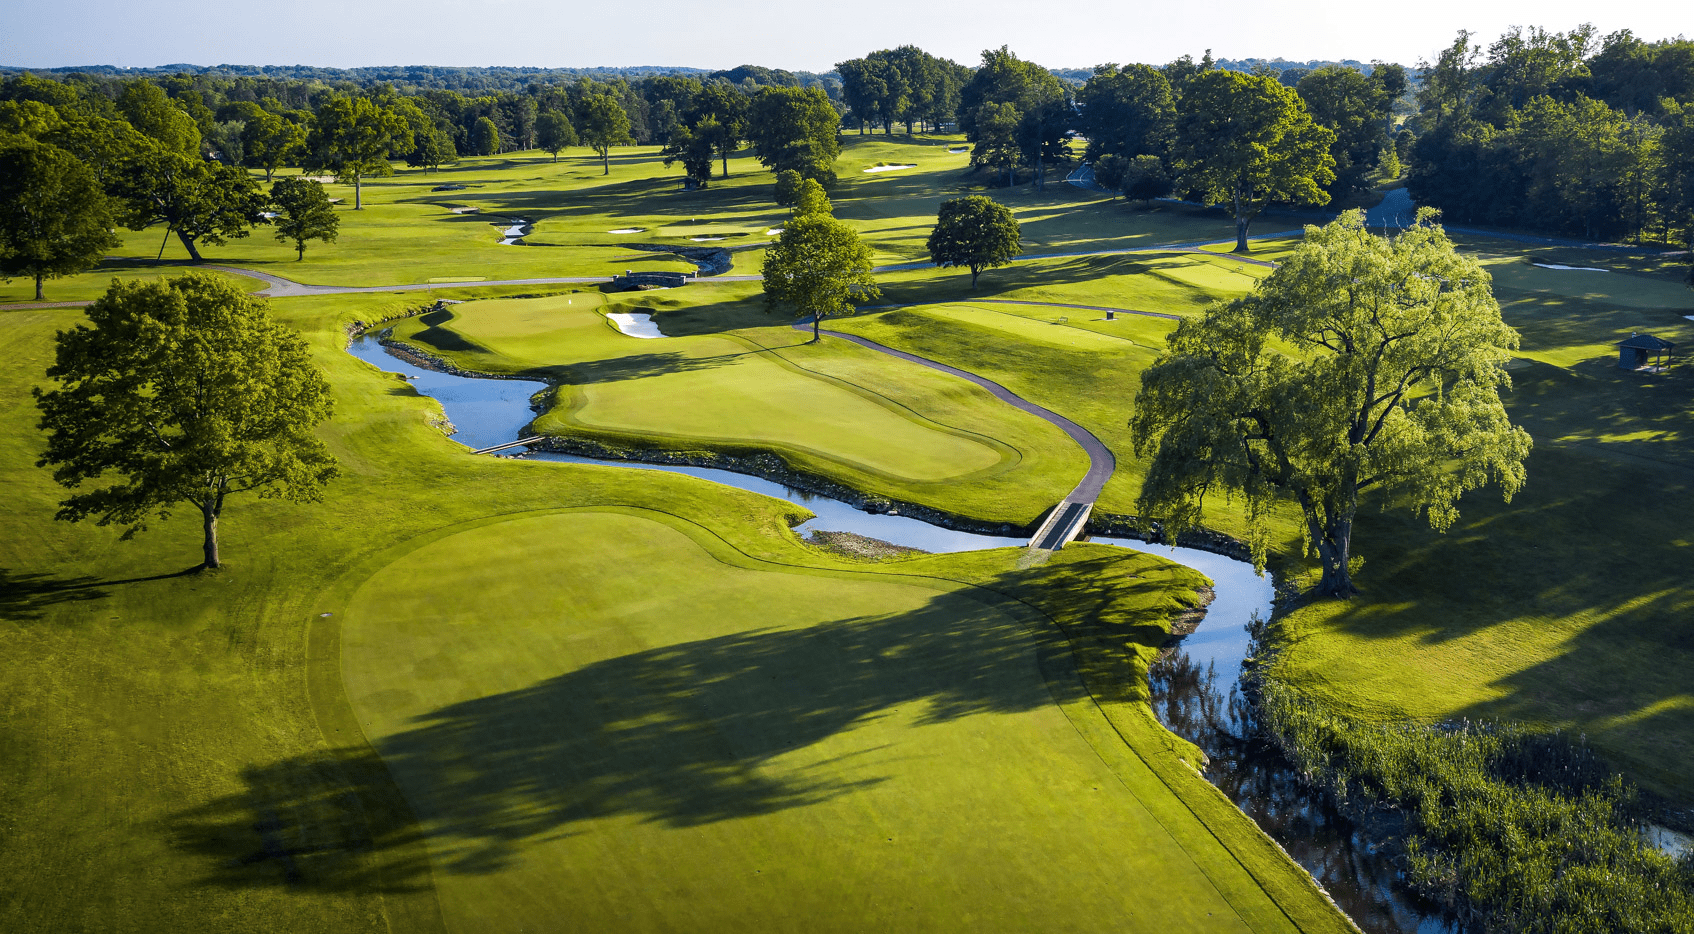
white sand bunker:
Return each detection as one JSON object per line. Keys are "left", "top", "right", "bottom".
{"left": 689, "top": 236, "right": 725, "bottom": 241}
{"left": 1532, "top": 262, "right": 1608, "bottom": 271}
{"left": 948, "top": 147, "right": 968, "bottom": 153}
{"left": 766, "top": 228, "right": 784, "bottom": 236}
{"left": 863, "top": 164, "right": 917, "bottom": 173}
{"left": 609, "top": 227, "right": 644, "bottom": 234}
{"left": 452, "top": 206, "right": 479, "bottom": 214}
{"left": 607, "top": 312, "right": 666, "bottom": 338}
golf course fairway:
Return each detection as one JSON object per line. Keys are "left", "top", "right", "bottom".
{"left": 386, "top": 293, "right": 1087, "bottom": 523}
{"left": 337, "top": 509, "right": 1331, "bottom": 933}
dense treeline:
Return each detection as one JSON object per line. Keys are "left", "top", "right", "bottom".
{"left": 0, "top": 63, "right": 842, "bottom": 96}
{"left": 1405, "top": 27, "right": 1694, "bottom": 245}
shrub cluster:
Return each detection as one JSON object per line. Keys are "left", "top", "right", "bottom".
{"left": 1259, "top": 683, "right": 1694, "bottom": 932}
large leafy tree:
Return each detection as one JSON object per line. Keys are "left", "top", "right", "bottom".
{"left": 0, "top": 137, "right": 120, "bottom": 301}
{"left": 304, "top": 96, "right": 411, "bottom": 210}
{"left": 574, "top": 92, "right": 632, "bottom": 175}
{"left": 686, "top": 83, "right": 748, "bottom": 178}
{"left": 34, "top": 273, "right": 338, "bottom": 570}
{"left": 535, "top": 110, "right": 576, "bottom": 162}
{"left": 927, "top": 195, "right": 1021, "bottom": 288}
{"left": 1076, "top": 63, "right": 1177, "bottom": 163}
{"left": 661, "top": 120, "right": 716, "bottom": 188}
{"left": 1129, "top": 210, "right": 1531, "bottom": 597}
{"left": 116, "top": 81, "right": 201, "bottom": 156}
{"left": 957, "top": 46, "right": 1065, "bottom": 141}
{"left": 240, "top": 110, "right": 306, "bottom": 181}
{"left": 762, "top": 213, "right": 879, "bottom": 342}
{"left": 1296, "top": 66, "right": 1393, "bottom": 196}
{"left": 110, "top": 147, "right": 267, "bottom": 262}
{"left": 746, "top": 86, "right": 841, "bottom": 185}
{"left": 269, "top": 177, "right": 339, "bottom": 260}
{"left": 1173, "top": 70, "right": 1336, "bottom": 251}
{"left": 970, "top": 101, "right": 1022, "bottom": 187}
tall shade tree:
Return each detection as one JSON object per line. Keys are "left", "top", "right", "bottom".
{"left": 1129, "top": 210, "right": 1531, "bottom": 597}
{"left": 660, "top": 121, "right": 716, "bottom": 188}
{"left": 688, "top": 83, "right": 749, "bottom": 177}
{"left": 746, "top": 86, "right": 841, "bottom": 185}
{"left": 761, "top": 214, "right": 879, "bottom": 342}
{"left": 1076, "top": 63, "right": 1177, "bottom": 163}
{"left": 34, "top": 273, "right": 338, "bottom": 570}
{"left": 575, "top": 93, "right": 632, "bottom": 175}
{"left": 241, "top": 111, "right": 306, "bottom": 182}
{"left": 1173, "top": 70, "right": 1336, "bottom": 251}
{"left": 269, "top": 177, "right": 339, "bottom": 260}
{"left": 406, "top": 126, "right": 457, "bottom": 173}
{"left": 971, "top": 101, "right": 1023, "bottom": 187}
{"left": 471, "top": 116, "right": 501, "bottom": 156}
{"left": 790, "top": 177, "right": 832, "bottom": 217}
{"left": 927, "top": 195, "right": 1021, "bottom": 287}
{"left": 535, "top": 110, "right": 576, "bottom": 162}
{"left": 304, "top": 96, "right": 411, "bottom": 210}
{"left": 110, "top": 147, "right": 267, "bottom": 263}
{"left": 1296, "top": 66, "right": 1393, "bottom": 196}
{"left": 0, "top": 138, "right": 120, "bottom": 301}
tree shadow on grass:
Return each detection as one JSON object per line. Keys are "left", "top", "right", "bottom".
{"left": 165, "top": 554, "right": 1186, "bottom": 891}
{"left": 0, "top": 566, "right": 200, "bottom": 622}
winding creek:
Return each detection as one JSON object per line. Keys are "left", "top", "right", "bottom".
{"left": 346, "top": 332, "right": 1458, "bottom": 933}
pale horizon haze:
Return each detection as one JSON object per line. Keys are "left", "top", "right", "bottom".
{"left": 3, "top": 0, "right": 1689, "bottom": 73}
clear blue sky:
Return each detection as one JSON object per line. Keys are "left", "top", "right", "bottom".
{"left": 2, "top": 0, "right": 1687, "bottom": 72}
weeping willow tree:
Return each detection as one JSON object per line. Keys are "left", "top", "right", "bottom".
{"left": 1129, "top": 209, "right": 1532, "bottom": 596}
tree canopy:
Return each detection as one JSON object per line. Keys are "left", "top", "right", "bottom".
{"left": 926, "top": 195, "right": 1021, "bottom": 287}
{"left": 269, "top": 177, "right": 339, "bottom": 260}
{"left": 535, "top": 110, "right": 576, "bottom": 162}
{"left": 109, "top": 147, "right": 267, "bottom": 262}
{"left": 1173, "top": 69, "right": 1336, "bottom": 251}
{"left": 746, "top": 86, "right": 841, "bottom": 185}
{"left": 34, "top": 273, "right": 338, "bottom": 570}
{"left": 574, "top": 92, "right": 632, "bottom": 175}
{"left": 761, "top": 212, "right": 878, "bottom": 342}
{"left": 1129, "top": 210, "right": 1531, "bottom": 597}
{"left": 0, "top": 136, "right": 120, "bottom": 300}
{"left": 304, "top": 96, "right": 410, "bottom": 210}
{"left": 1076, "top": 64, "right": 1176, "bottom": 163}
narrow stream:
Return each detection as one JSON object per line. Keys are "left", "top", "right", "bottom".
{"left": 347, "top": 333, "right": 1456, "bottom": 932}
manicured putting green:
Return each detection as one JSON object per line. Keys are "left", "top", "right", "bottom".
{"left": 340, "top": 510, "right": 1273, "bottom": 933}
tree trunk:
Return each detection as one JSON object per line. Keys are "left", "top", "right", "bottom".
{"left": 811, "top": 312, "right": 821, "bottom": 343}
{"left": 201, "top": 501, "right": 221, "bottom": 570}
{"left": 354, "top": 172, "right": 362, "bottom": 210}
{"left": 1234, "top": 214, "right": 1251, "bottom": 253}
{"left": 970, "top": 266, "right": 980, "bottom": 289}
{"left": 297, "top": 240, "right": 305, "bottom": 260}
{"left": 176, "top": 229, "right": 204, "bottom": 262}
{"left": 721, "top": 151, "right": 729, "bottom": 178}
{"left": 34, "top": 274, "right": 44, "bottom": 301}
{"left": 1313, "top": 515, "right": 1357, "bottom": 596}
{"left": 603, "top": 151, "right": 610, "bottom": 175}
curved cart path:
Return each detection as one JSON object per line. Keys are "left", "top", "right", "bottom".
{"left": 790, "top": 319, "right": 1115, "bottom": 547}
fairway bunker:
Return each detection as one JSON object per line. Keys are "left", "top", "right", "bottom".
{"left": 609, "top": 227, "right": 644, "bottom": 234}
{"left": 1532, "top": 262, "right": 1608, "bottom": 271}
{"left": 606, "top": 311, "right": 666, "bottom": 338}
{"left": 863, "top": 164, "right": 917, "bottom": 173}
{"left": 688, "top": 235, "right": 725, "bottom": 241}
{"left": 766, "top": 228, "right": 783, "bottom": 235}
